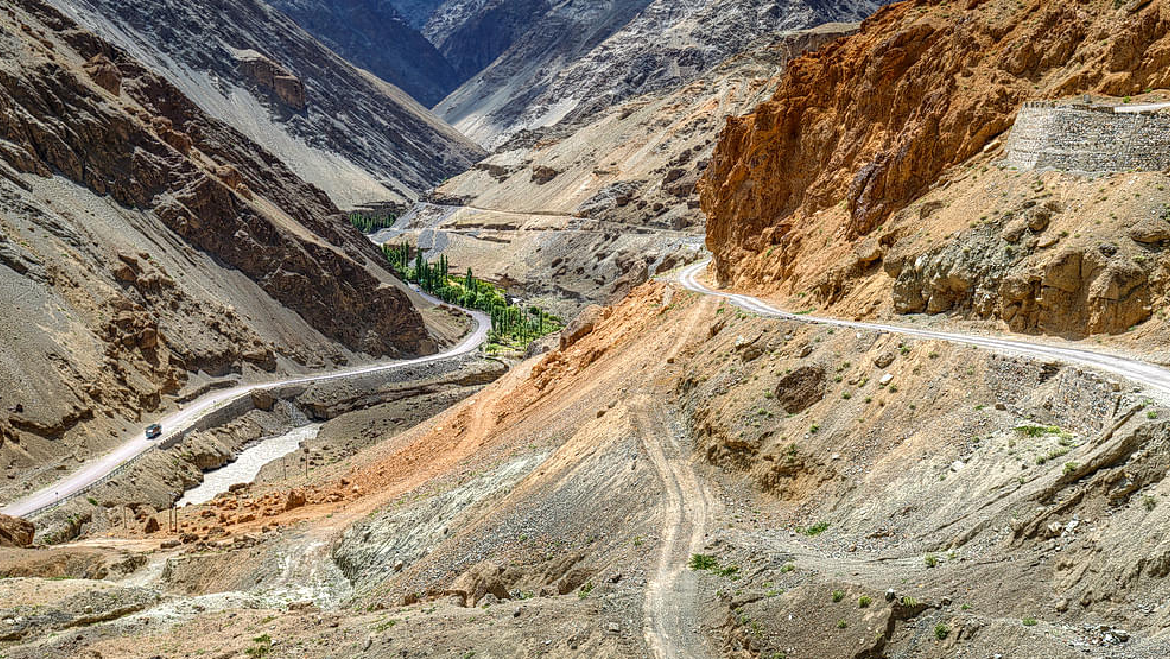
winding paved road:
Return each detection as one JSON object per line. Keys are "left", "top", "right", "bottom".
{"left": 1, "top": 304, "right": 489, "bottom": 518}
{"left": 678, "top": 261, "right": 1170, "bottom": 396}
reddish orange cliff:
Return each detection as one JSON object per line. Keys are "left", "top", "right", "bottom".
{"left": 700, "top": 0, "right": 1170, "bottom": 289}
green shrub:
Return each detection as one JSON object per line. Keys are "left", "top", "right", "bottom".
{"left": 1022, "top": 617, "right": 1037, "bottom": 627}
{"left": 934, "top": 623, "right": 950, "bottom": 640}
{"left": 924, "top": 554, "right": 938, "bottom": 568}
{"left": 858, "top": 595, "right": 872, "bottom": 608}
{"left": 689, "top": 553, "right": 718, "bottom": 571}
{"left": 832, "top": 589, "right": 845, "bottom": 603}
{"left": 800, "top": 521, "right": 829, "bottom": 536}
{"left": 837, "top": 619, "right": 847, "bottom": 629}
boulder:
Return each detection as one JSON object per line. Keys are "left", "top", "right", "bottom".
{"left": 774, "top": 366, "right": 826, "bottom": 414}
{"left": 0, "top": 514, "right": 34, "bottom": 547}
{"left": 559, "top": 305, "right": 605, "bottom": 351}
{"left": 1129, "top": 220, "right": 1170, "bottom": 244}
{"left": 284, "top": 490, "right": 306, "bottom": 511}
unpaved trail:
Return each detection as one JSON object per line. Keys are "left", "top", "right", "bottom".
{"left": 639, "top": 299, "right": 714, "bottom": 659}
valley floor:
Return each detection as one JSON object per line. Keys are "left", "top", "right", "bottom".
{"left": 5, "top": 271, "right": 1170, "bottom": 658}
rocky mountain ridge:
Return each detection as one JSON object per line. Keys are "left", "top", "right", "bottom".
{"left": 266, "top": 0, "right": 462, "bottom": 107}
{"left": 435, "top": 0, "right": 885, "bottom": 147}
{"left": 49, "top": 0, "right": 483, "bottom": 206}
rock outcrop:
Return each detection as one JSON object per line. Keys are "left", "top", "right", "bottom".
{"left": 700, "top": 0, "right": 1170, "bottom": 337}
{"left": 0, "top": 515, "right": 35, "bottom": 547}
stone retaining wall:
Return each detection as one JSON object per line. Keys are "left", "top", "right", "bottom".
{"left": 1004, "top": 103, "right": 1170, "bottom": 172}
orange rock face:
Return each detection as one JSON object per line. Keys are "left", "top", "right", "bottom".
{"left": 700, "top": 0, "right": 1170, "bottom": 288}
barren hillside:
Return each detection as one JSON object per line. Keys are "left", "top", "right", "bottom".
{"left": 266, "top": 0, "right": 462, "bottom": 107}
{"left": 0, "top": 0, "right": 452, "bottom": 504}
{"left": 49, "top": 0, "right": 484, "bottom": 205}
{"left": 434, "top": 0, "right": 885, "bottom": 147}
{"left": 9, "top": 281, "right": 1170, "bottom": 658}
{"left": 390, "top": 25, "right": 855, "bottom": 317}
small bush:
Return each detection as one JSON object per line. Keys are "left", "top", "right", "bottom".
{"left": 780, "top": 563, "right": 795, "bottom": 573}
{"left": 858, "top": 595, "right": 872, "bottom": 608}
{"left": 716, "top": 565, "right": 740, "bottom": 579}
{"left": 1022, "top": 617, "right": 1037, "bottom": 627}
{"left": 924, "top": 554, "right": 938, "bottom": 568}
{"left": 1148, "top": 411, "right": 1158, "bottom": 420}
{"left": 832, "top": 590, "right": 845, "bottom": 603}
{"left": 800, "top": 521, "right": 829, "bottom": 536}
{"left": 901, "top": 596, "right": 918, "bottom": 607}
{"left": 689, "top": 553, "right": 718, "bottom": 571}
{"left": 1062, "top": 462, "right": 1079, "bottom": 476}
{"left": 809, "top": 424, "right": 820, "bottom": 434}
{"left": 578, "top": 582, "right": 593, "bottom": 599}
{"left": 934, "top": 623, "right": 950, "bottom": 640}
{"left": 837, "top": 619, "right": 847, "bottom": 629}
{"left": 1143, "top": 495, "right": 1157, "bottom": 512}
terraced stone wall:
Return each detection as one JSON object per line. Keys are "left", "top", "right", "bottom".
{"left": 1005, "top": 102, "right": 1170, "bottom": 172}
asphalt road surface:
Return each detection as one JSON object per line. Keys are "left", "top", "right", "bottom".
{"left": 2, "top": 304, "right": 489, "bottom": 518}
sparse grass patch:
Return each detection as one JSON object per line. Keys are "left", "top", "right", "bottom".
{"left": 924, "top": 554, "right": 938, "bottom": 568}
{"left": 1143, "top": 495, "right": 1157, "bottom": 512}
{"left": 1035, "top": 447, "right": 1070, "bottom": 465}
{"left": 1022, "top": 617, "right": 1038, "bottom": 627}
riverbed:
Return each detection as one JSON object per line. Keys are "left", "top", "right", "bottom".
{"left": 178, "top": 423, "right": 321, "bottom": 506}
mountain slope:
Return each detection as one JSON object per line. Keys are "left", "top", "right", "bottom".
{"left": 267, "top": 0, "right": 461, "bottom": 107}
{"left": 49, "top": 0, "right": 484, "bottom": 206}
{"left": 0, "top": 0, "right": 446, "bottom": 502}
{"left": 700, "top": 0, "right": 1170, "bottom": 340}
{"left": 434, "top": 0, "right": 885, "bottom": 148}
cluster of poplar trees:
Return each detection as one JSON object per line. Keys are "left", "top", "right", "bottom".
{"left": 380, "top": 242, "right": 560, "bottom": 347}
{"left": 348, "top": 213, "right": 396, "bottom": 233}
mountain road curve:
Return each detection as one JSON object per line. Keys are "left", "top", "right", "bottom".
{"left": 676, "top": 260, "right": 1170, "bottom": 397}
{"left": 1, "top": 301, "right": 489, "bottom": 518}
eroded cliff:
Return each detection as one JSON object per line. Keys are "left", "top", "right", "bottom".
{"left": 700, "top": 0, "right": 1170, "bottom": 338}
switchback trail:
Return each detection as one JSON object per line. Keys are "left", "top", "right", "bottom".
{"left": 677, "top": 261, "right": 1170, "bottom": 397}
{"left": 2, "top": 305, "right": 489, "bottom": 518}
